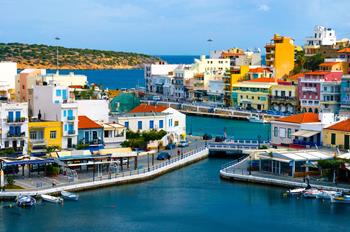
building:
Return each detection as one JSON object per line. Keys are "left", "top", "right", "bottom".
{"left": 337, "top": 48, "right": 350, "bottom": 75}
{"left": 232, "top": 78, "right": 277, "bottom": 110}
{"left": 304, "top": 26, "right": 336, "bottom": 56}
{"left": 0, "top": 62, "right": 17, "bottom": 90}
{"left": 98, "top": 122, "right": 126, "bottom": 148}
{"left": 270, "top": 81, "right": 298, "bottom": 113}
{"left": 114, "top": 104, "right": 186, "bottom": 142}
{"left": 33, "top": 85, "right": 78, "bottom": 149}
{"left": 28, "top": 120, "right": 62, "bottom": 156}
{"left": 323, "top": 119, "right": 350, "bottom": 150}
{"left": 298, "top": 71, "right": 342, "bottom": 114}
{"left": 319, "top": 59, "right": 348, "bottom": 73}
{"left": 247, "top": 67, "right": 273, "bottom": 80}
{"left": 144, "top": 62, "right": 179, "bottom": 93}
{"left": 109, "top": 92, "right": 141, "bottom": 114}
{"left": 340, "top": 75, "right": 350, "bottom": 116}
{"left": 271, "top": 112, "right": 335, "bottom": 148}
{"left": 207, "top": 79, "right": 225, "bottom": 105}
{"left": 41, "top": 72, "right": 88, "bottom": 87}
{"left": 223, "top": 66, "right": 250, "bottom": 106}
{"left": 265, "top": 34, "right": 295, "bottom": 79}
{"left": 220, "top": 48, "right": 262, "bottom": 66}
{"left": 78, "top": 116, "right": 104, "bottom": 151}
{"left": 0, "top": 102, "right": 28, "bottom": 155}
{"left": 76, "top": 99, "right": 109, "bottom": 122}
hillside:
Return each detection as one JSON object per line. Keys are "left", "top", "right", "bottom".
{"left": 0, "top": 43, "right": 160, "bottom": 70}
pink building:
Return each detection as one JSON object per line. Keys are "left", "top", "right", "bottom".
{"left": 298, "top": 71, "right": 342, "bottom": 113}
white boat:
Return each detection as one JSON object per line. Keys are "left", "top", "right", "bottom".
{"left": 61, "top": 191, "right": 79, "bottom": 201}
{"left": 248, "top": 114, "right": 268, "bottom": 124}
{"left": 303, "top": 189, "right": 321, "bottom": 198}
{"left": 288, "top": 188, "right": 305, "bottom": 195}
{"left": 331, "top": 195, "right": 350, "bottom": 204}
{"left": 316, "top": 190, "right": 342, "bottom": 199}
{"left": 41, "top": 194, "right": 64, "bottom": 204}
{"left": 16, "top": 195, "right": 36, "bottom": 207}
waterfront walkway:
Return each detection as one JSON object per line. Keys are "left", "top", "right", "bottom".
{"left": 220, "top": 156, "right": 350, "bottom": 192}
{"left": 0, "top": 147, "right": 209, "bottom": 198}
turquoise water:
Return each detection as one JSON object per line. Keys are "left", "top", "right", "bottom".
{"left": 187, "top": 115, "right": 271, "bottom": 140}
{"left": 2, "top": 158, "right": 350, "bottom": 232}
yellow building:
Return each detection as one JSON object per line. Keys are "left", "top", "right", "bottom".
{"left": 319, "top": 61, "right": 348, "bottom": 74}
{"left": 232, "top": 78, "right": 277, "bottom": 110}
{"left": 265, "top": 34, "right": 295, "bottom": 79}
{"left": 223, "top": 65, "right": 249, "bottom": 106}
{"left": 323, "top": 119, "right": 350, "bottom": 150}
{"left": 28, "top": 121, "right": 62, "bottom": 155}
{"left": 270, "top": 81, "right": 299, "bottom": 113}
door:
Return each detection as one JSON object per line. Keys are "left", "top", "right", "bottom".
{"left": 12, "top": 141, "right": 17, "bottom": 150}
{"left": 67, "top": 138, "right": 72, "bottom": 148}
{"left": 345, "top": 135, "right": 350, "bottom": 150}
{"left": 84, "top": 131, "right": 90, "bottom": 144}
{"left": 8, "top": 111, "right": 13, "bottom": 122}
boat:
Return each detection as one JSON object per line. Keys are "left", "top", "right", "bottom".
{"left": 16, "top": 195, "right": 36, "bottom": 207}
{"left": 303, "top": 189, "right": 321, "bottom": 198}
{"left": 41, "top": 194, "right": 64, "bottom": 204}
{"left": 331, "top": 195, "right": 350, "bottom": 204}
{"left": 288, "top": 188, "right": 305, "bottom": 195}
{"left": 248, "top": 114, "right": 268, "bottom": 124}
{"left": 316, "top": 190, "right": 342, "bottom": 199}
{"left": 61, "top": 191, "right": 79, "bottom": 201}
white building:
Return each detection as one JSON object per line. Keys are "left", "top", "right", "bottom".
{"left": 144, "top": 62, "right": 179, "bottom": 93}
{"left": 0, "top": 62, "right": 17, "bottom": 89}
{"left": 33, "top": 85, "right": 78, "bottom": 149}
{"left": 113, "top": 104, "right": 186, "bottom": 142}
{"left": 0, "top": 102, "right": 28, "bottom": 155}
{"left": 97, "top": 122, "right": 126, "bottom": 148}
{"left": 304, "top": 26, "right": 337, "bottom": 56}
{"left": 42, "top": 72, "right": 88, "bottom": 87}
{"left": 76, "top": 99, "right": 109, "bottom": 122}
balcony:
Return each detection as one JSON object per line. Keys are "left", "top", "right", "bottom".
{"left": 6, "top": 117, "right": 26, "bottom": 124}
{"left": 7, "top": 132, "right": 25, "bottom": 138}
{"left": 301, "top": 87, "right": 317, "bottom": 92}
{"left": 67, "top": 130, "right": 76, "bottom": 135}
{"left": 67, "top": 116, "right": 75, "bottom": 121}
{"left": 271, "top": 96, "right": 297, "bottom": 103}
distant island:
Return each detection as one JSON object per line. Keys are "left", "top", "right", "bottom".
{"left": 0, "top": 42, "right": 160, "bottom": 70}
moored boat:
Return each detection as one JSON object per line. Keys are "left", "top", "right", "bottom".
{"left": 41, "top": 194, "right": 64, "bottom": 204}
{"left": 61, "top": 191, "right": 79, "bottom": 201}
{"left": 16, "top": 195, "right": 36, "bottom": 208}
{"left": 248, "top": 114, "right": 268, "bottom": 124}
{"left": 288, "top": 188, "right": 305, "bottom": 195}
{"left": 303, "top": 189, "right": 321, "bottom": 198}
{"left": 331, "top": 195, "right": 350, "bottom": 204}
{"left": 316, "top": 190, "right": 342, "bottom": 199}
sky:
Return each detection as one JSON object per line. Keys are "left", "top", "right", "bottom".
{"left": 1, "top": 0, "right": 350, "bottom": 55}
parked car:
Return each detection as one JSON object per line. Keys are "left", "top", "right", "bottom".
{"left": 214, "top": 136, "right": 225, "bottom": 142}
{"left": 178, "top": 140, "right": 189, "bottom": 147}
{"left": 152, "top": 96, "right": 161, "bottom": 101}
{"left": 157, "top": 152, "right": 171, "bottom": 160}
{"left": 203, "top": 133, "right": 212, "bottom": 140}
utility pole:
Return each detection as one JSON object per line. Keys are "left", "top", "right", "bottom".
{"left": 55, "top": 37, "right": 60, "bottom": 74}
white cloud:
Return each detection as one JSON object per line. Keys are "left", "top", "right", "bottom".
{"left": 258, "top": 4, "right": 270, "bottom": 11}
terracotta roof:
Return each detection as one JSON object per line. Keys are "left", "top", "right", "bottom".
{"left": 249, "top": 67, "right": 271, "bottom": 73}
{"left": 246, "top": 78, "right": 276, "bottom": 83}
{"left": 288, "top": 73, "right": 304, "bottom": 80}
{"left": 275, "top": 113, "right": 320, "bottom": 124}
{"left": 69, "top": 85, "right": 84, "bottom": 89}
{"left": 78, "top": 116, "right": 103, "bottom": 129}
{"left": 130, "top": 104, "right": 168, "bottom": 113}
{"left": 319, "top": 62, "right": 340, "bottom": 67}
{"left": 326, "top": 119, "right": 350, "bottom": 132}
{"left": 304, "top": 71, "right": 331, "bottom": 75}
{"left": 221, "top": 52, "right": 244, "bottom": 57}
{"left": 338, "top": 48, "right": 350, "bottom": 53}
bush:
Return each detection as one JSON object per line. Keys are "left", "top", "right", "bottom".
{"left": 0, "top": 148, "right": 15, "bottom": 156}
{"left": 7, "top": 176, "right": 15, "bottom": 185}
{"left": 76, "top": 144, "right": 90, "bottom": 150}
{"left": 46, "top": 164, "right": 60, "bottom": 176}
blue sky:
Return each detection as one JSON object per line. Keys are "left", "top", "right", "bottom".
{"left": 1, "top": 0, "right": 350, "bottom": 55}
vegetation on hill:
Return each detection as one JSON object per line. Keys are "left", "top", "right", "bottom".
{"left": 0, "top": 42, "right": 160, "bottom": 70}
{"left": 293, "top": 50, "right": 325, "bottom": 74}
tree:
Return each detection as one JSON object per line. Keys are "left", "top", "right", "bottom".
{"left": 317, "top": 159, "right": 345, "bottom": 183}
{"left": 304, "top": 53, "right": 324, "bottom": 71}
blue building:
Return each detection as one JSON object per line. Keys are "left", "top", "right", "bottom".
{"left": 78, "top": 116, "right": 104, "bottom": 151}
{"left": 340, "top": 75, "right": 350, "bottom": 115}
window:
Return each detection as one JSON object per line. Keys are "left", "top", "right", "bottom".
{"left": 30, "top": 131, "right": 37, "bottom": 140}
{"left": 331, "top": 133, "right": 336, "bottom": 145}
{"left": 274, "top": 127, "right": 278, "bottom": 137}
{"left": 287, "top": 128, "right": 292, "bottom": 139}
{"left": 168, "top": 119, "right": 173, "bottom": 127}
{"left": 138, "top": 121, "right": 142, "bottom": 130}
{"left": 159, "top": 120, "right": 164, "bottom": 128}
{"left": 63, "top": 110, "right": 67, "bottom": 117}
{"left": 62, "top": 89, "right": 67, "bottom": 100}
{"left": 4, "top": 141, "right": 9, "bottom": 148}
{"left": 56, "top": 89, "right": 61, "bottom": 96}
{"left": 149, "top": 120, "right": 154, "bottom": 129}
{"left": 104, "top": 130, "right": 109, "bottom": 138}
{"left": 50, "top": 131, "right": 57, "bottom": 139}
{"left": 175, "top": 121, "right": 179, "bottom": 126}
{"left": 124, "top": 121, "right": 129, "bottom": 129}
{"left": 64, "top": 124, "right": 68, "bottom": 131}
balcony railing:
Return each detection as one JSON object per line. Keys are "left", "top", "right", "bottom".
{"left": 271, "top": 96, "right": 296, "bottom": 102}
{"left": 301, "top": 87, "right": 317, "bottom": 92}
{"left": 6, "top": 117, "right": 26, "bottom": 123}
{"left": 67, "top": 116, "right": 75, "bottom": 121}
{"left": 7, "top": 132, "right": 25, "bottom": 138}
{"left": 68, "top": 130, "right": 76, "bottom": 135}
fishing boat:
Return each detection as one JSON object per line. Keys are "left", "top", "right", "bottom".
{"left": 331, "top": 195, "right": 350, "bottom": 204}
{"left": 288, "top": 188, "right": 305, "bottom": 195}
{"left": 16, "top": 195, "right": 36, "bottom": 207}
{"left": 303, "top": 189, "right": 321, "bottom": 198}
{"left": 41, "top": 194, "right": 64, "bottom": 204}
{"left": 61, "top": 191, "right": 79, "bottom": 201}
{"left": 316, "top": 190, "right": 342, "bottom": 199}
{"left": 248, "top": 114, "right": 268, "bottom": 124}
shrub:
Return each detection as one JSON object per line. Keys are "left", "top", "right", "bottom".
{"left": 7, "top": 176, "right": 15, "bottom": 186}
{"left": 46, "top": 164, "right": 60, "bottom": 176}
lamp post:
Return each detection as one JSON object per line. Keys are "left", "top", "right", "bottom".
{"left": 55, "top": 37, "right": 60, "bottom": 74}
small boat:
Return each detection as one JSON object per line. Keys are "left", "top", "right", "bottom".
{"left": 248, "top": 114, "right": 268, "bottom": 124}
{"left": 331, "top": 195, "right": 350, "bottom": 204}
{"left": 316, "top": 190, "right": 342, "bottom": 199}
{"left": 303, "top": 189, "right": 321, "bottom": 198}
{"left": 16, "top": 195, "right": 36, "bottom": 208}
{"left": 288, "top": 188, "right": 305, "bottom": 195}
{"left": 41, "top": 194, "right": 64, "bottom": 204}
{"left": 61, "top": 191, "right": 79, "bottom": 201}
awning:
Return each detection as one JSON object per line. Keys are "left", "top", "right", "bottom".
{"left": 292, "top": 130, "right": 319, "bottom": 138}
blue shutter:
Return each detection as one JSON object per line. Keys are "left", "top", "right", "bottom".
{"left": 56, "top": 89, "right": 61, "bottom": 96}
{"left": 159, "top": 120, "right": 163, "bottom": 128}
{"left": 124, "top": 122, "right": 129, "bottom": 129}
{"left": 138, "top": 121, "right": 142, "bottom": 130}
{"left": 150, "top": 120, "right": 154, "bottom": 129}
{"left": 15, "top": 111, "right": 21, "bottom": 121}
{"left": 62, "top": 89, "right": 67, "bottom": 100}
{"left": 8, "top": 112, "right": 13, "bottom": 122}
